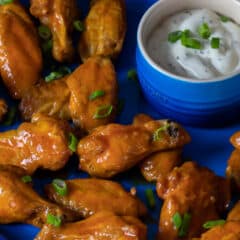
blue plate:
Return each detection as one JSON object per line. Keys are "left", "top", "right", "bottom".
{"left": 0, "top": 0, "right": 238, "bottom": 239}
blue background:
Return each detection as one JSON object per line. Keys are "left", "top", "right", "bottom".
{"left": 0, "top": 0, "right": 239, "bottom": 239}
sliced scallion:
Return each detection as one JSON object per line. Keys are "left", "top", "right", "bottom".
{"left": 47, "top": 214, "right": 62, "bottom": 227}
{"left": 0, "top": 0, "right": 13, "bottom": 5}
{"left": 211, "top": 37, "right": 220, "bottom": 49}
{"left": 172, "top": 212, "right": 182, "bottom": 230}
{"left": 45, "top": 72, "right": 63, "bottom": 82}
{"left": 181, "top": 37, "right": 202, "bottom": 49}
{"left": 38, "top": 25, "right": 51, "bottom": 40}
{"left": 89, "top": 90, "right": 105, "bottom": 101}
{"left": 52, "top": 179, "right": 68, "bottom": 196}
{"left": 203, "top": 219, "right": 225, "bottom": 229}
{"left": 153, "top": 123, "right": 170, "bottom": 141}
{"left": 220, "top": 15, "right": 230, "bottom": 22}
{"left": 168, "top": 31, "right": 182, "bottom": 43}
{"left": 127, "top": 69, "right": 138, "bottom": 81}
{"left": 145, "top": 189, "right": 156, "bottom": 208}
{"left": 68, "top": 133, "right": 78, "bottom": 152}
{"left": 93, "top": 105, "right": 113, "bottom": 119}
{"left": 198, "top": 23, "right": 211, "bottom": 39}
{"left": 21, "top": 175, "right": 32, "bottom": 183}
{"left": 73, "top": 20, "right": 84, "bottom": 32}
{"left": 178, "top": 213, "right": 192, "bottom": 237}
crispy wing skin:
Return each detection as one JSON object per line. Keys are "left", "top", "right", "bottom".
{"left": 230, "top": 132, "right": 240, "bottom": 150}
{"left": 35, "top": 211, "right": 147, "bottom": 240}
{"left": 66, "top": 57, "right": 118, "bottom": 132}
{"left": 30, "top": 0, "right": 78, "bottom": 62}
{"left": 0, "top": 114, "right": 72, "bottom": 174}
{"left": 20, "top": 78, "right": 71, "bottom": 121}
{"left": 45, "top": 178, "right": 147, "bottom": 218}
{"left": 197, "top": 222, "right": 240, "bottom": 240}
{"left": 140, "top": 149, "right": 182, "bottom": 182}
{"left": 77, "top": 119, "right": 190, "bottom": 178}
{"left": 0, "top": 169, "right": 76, "bottom": 227}
{"left": 227, "top": 201, "right": 240, "bottom": 221}
{"left": 156, "top": 162, "right": 231, "bottom": 240}
{"left": 79, "top": 0, "right": 126, "bottom": 61}
{"left": 226, "top": 149, "right": 240, "bottom": 191}
{"left": 0, "top": 1, "right": 42, "bottom": 99}
{"left": 0, "top": 99, "right": 7, "bottom": 122}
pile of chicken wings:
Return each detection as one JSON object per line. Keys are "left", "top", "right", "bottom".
{"left": 0, "top": 0, "right": 240, "bottom": 239}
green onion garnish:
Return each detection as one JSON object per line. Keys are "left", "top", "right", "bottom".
{"left": 181, "top": 37, "right": 202, "bottom": 49}
{"left": 47, "top": 214, "right": 62, "bottom": 227}
{"left": 45, "top": 72, "right": 63, "bottom": 82}
{"left": 38, "top": 25, "right": 51, "bottom": 40}
{"left": 2, "top": 106, "right": 16, "bottom": 126}
{"left": 68, "top": 133, "right": 78, "bottom": 152}
{"left": 153, "top": 123, "right": 170, "bottom": 141}
{"left": 220, "top": 15, "right": 230, "bottom": 22}
{"left": 178, "top": 213, "right": 192, "bottom": 237}
{"left": 168, "top": 31, "right": 183, "bottom": 43}
{"left": 52, "top": 179, "right": 68, "bottom": 196}
{"left": 21, "top": 175, "right": 32, "bottom": 183}
{"left": 73, "top": 20, "right": 84, "bottom": 32}
{"left": 127, "top": 69, "right": 138, "bottom": 81}
{"left": 89, "top": 90, "right": 105, "bottom": 101}
{"left": 145, "top": 189, "right": 156, "bottom": 208}
{"left": 211, "top": 37, "right": 220, "bottom": 49}
{"left": 93, "top": 105, "right": 113, "bottom": 119}
{"left": 203, "top": 219, "right": 225, "bottom": 229}
{"left": 172, "top": 212, "right": 182, "bottom": 230}
{"left": 198, "top": 23, "right": 211, "bottom": 39}
{"left": 0, "top": 0, "right": 13, "bottom": 5}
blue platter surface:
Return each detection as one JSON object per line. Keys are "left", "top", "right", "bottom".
{"left": 0, "top": 0, "right": 239, "bottom": 239}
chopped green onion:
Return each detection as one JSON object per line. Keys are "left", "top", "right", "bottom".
{"left": 153, "top": 123, "right": 170, "bottom": 141}
{"left": 181, "top": 29, "right": 191, "bottom": 39}
{"left": 198, "top": 23, "right": 211, "bottom": 39}
{"left": 178, "top": 213, "right": 192, "bottom": 237}
{"left": 145, "top": 189, "right": 156, "bottom": 208}
{"left": 203, "top": 219, "right": 225, "bottom": 229}
{"left": 52, "top": 179, "right": 68, "bottom": 196}
{"left": 45, "top": 72, "right": 63, "bottom": 82}
{"left": 38, "top": 25, "right": 51, "bottom": 40}
{"left": 68, "top": 133, "right": 78, "bottom": 152}
{"left": 220, "top": 15, "right": 230, "bottom": 22}
{"left": 172, "top": 212, "right": 182, "bottom": 230}
{"left": 181, "top": 37, "right": 202, "bottom": 49}
{"left": 211, "top": 37, "right": 220, "bottom": 49}
{"left": 2, "top": 106, "right": 16, "bottom": 126}
{"left": 93, "top": 105, "right": 113, "bottom": 119}
{"left": 73, "top": 20, "right": 84, "bottom": 32}
{"left": 89, "top": 90, "right": 105, "bottom": 101}
{"left": 168, "top": 31, "right": 182, "bottom": 43}
{"left": 47, "top": 214, "right": 62, "bottom": 227}
{"left": 0, "top": 0, "right": 13, "bottom": 5}
{"left": 127, "top": 69, "right": 138, "bottom": 81}
{"left": 21, "top": 175, "right": 32, "bottom": 183}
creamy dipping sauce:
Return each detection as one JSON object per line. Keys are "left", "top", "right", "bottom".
{"left": 147, "top": 9, "right": 240, "bottom": 80}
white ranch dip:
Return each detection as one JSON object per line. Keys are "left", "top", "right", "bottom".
{"left": 147, "top": 9, "right": 240, "bottom": 80}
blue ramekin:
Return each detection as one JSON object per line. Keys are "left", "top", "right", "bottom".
{"left": 136, "top": 0, "right": 240, "bottom": 127}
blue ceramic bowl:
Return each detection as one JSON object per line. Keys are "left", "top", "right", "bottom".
{"left": 136, "top": 0, "right": 240, "bottom": 127}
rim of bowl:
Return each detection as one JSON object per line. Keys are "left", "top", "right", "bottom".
{"left": 137, "top": 0, "right": 240, "bottom": 84}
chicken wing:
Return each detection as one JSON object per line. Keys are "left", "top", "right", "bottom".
{"left": 20, "top": 57, "right": 117, "bottom": 132}
{"left": 0, "top": 99, "right": 7, "bottom": 122}
{"left": 77, "top": 119, "right": 190, "bottom": 178}
{"left": 0, "top": 168, "right": 76, "bottom": 227}
{"left": 79, "top": 0, "right": 126, "bottom": 61}
{"left": 0, "top": 1, "right": 42, "bottom": 99}
{"left": 45, "top": 178, "right": 147, "bottom": 218}
{"left": 133, "top": 114, "right": 183, "bottom": 182}
{"left": 140, "top": 149, "right": 182, "bottom": 182}
{"left": 0, "top": 114, "right": 72, "bottom": 174}
{"left": 227, "top": 201, "right": 240, "bottom": 221}
{"left": 66, "top": 57, "right": 118, "bottom": 132}
{"left": 35, "top": 211, "right": 147, "bottom": 240}
{"left": 156, "top": 161, "right": 230, "bottom": 240}
{"left": 30, "top": 0, "right": 78, "bottom": 62}
{"left": 19, "top": 78, "right": 71, "bottom": 121}
{"left": 197, "top": 221, "right": 240, "bottom": 240}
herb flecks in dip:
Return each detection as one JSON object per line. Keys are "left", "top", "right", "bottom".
{"left": 147, "top": 9, "right": 240, "bottom": 80}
